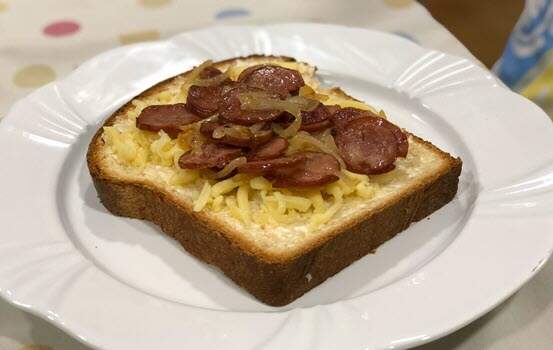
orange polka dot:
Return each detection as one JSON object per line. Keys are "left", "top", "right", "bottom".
{"left": 18, "top": 346, "right": 52, "bottom": 350}
{"left": 0, "top": 2, "right": 8, "bottom": 12}
{"left": 383, "top": 0, "right": 414, "bottom": 8}
{"left": 138, "top": 0, "right": 171, "bottom": 8}
{"left": 13, "top": 64, "right": 56, "bottom": 88}
{"left": 119, "top": 30, "right": 160, "bottom": 45}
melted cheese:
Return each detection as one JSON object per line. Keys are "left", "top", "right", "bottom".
{"left": 101, "top": 61, "right": 439, "bottom": 234}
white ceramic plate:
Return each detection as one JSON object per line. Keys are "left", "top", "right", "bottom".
{"left": 1, "top": 23, "right": 552, "bottom": 350}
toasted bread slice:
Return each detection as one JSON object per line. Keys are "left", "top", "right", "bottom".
{"left": 87, "top": 55, "right": 462, "bottom": 306}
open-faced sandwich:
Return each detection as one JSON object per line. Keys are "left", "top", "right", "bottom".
{"left": 87, "top": 55, "right": 462, "bottom": 306}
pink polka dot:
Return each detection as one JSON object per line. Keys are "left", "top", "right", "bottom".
{"left": 43, "top": 21, "right": 80, "bottom": 37}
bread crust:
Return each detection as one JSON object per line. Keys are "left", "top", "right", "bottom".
{"left": 87, "top": 55, "right": 462, "bottom": 306}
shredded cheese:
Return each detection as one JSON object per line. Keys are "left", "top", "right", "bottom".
{"left": 250, "top": 176, "right": 272, "bottom": 190}
{"left": 193, "top": 181, "right": 212, "bottom": 212}
{"left": 236, "top": 185, "right": 251, "bottom": 226}
{"left": 170, "top": 169, "right": 199, "bottom": 186}
{"left": 212, "top": 195, "right": 224, "bottom": 211}
{"left": 225, "top": 196, "right": 242, "bottom": 221}
{"left": 211, "top": 177, "right": 241, "bottom": 197}
{"left": 103, "top": 60, "right": 385, "bottom": 230}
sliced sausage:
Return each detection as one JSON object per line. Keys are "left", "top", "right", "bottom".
{"left": 334, "top": 116, "right": 400, "bottom": 175}
{"left": 331, "top": 107, "right": 379, "bottom": 129}
{"left": 300, "top": 103, "right": 339, "bottom": 132}
{"left": 237, "top": 64, "right": 305, "bottom": 97}
{"left": 238, "top": 152, "right": 303, "bottom": 174}
{"left": 200, "top": 120, "right": 272, "bottom": 148}
{"left": 199, "top": 66, "right": 223, "bottom": 79}
{"left": 218, "top": 85, "right": 283, "bottom": 125}
{"left": 382, "top": 122, "right": 408, "bottom": 158}
{"left": 178, "top": 142, "right": 243, "bottom": 170}
{"left": 332, "top": 107, "right": 409, "bottom": 157}
{"left": 186, "top": 67, "right": 233, "bottom": 117}
{"left": 277, "top": 104, "right": 338, "bottom": 132}
{"left": 136, "top": 103, "right": 200, "bottom": 138}
{"left": 247, "top": 137, "right": 289, "bottom": 161}
{"left": 302, "top": 104, "right": 339, "bottom": 124}
{"left": 271, "top": 152, "right": 340, "bottom": 188}
{"left": 324, "top": 104, "right": 341, "bottom": 116}
{"left": 186, "top": 84, "right": 223, "bottom": 117}
{"left": 300, "top": 120, "right": 331, "bottom": 132}
{"left": 238, "top": 151, "right": 340, "bottom": 188}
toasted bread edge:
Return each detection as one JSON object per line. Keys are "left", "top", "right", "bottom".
{"left": 87, "top": 55, "right": 462, "bottom": 306}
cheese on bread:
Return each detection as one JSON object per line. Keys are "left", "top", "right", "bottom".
{"left": 97, "top": 57, "right": 448, "bottom": 255}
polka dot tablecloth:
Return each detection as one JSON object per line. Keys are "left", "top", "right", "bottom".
{"left": 0, "top": 0, "right": 473, "bottom": 119}
{"left": 1, "top": 1, "right": 552, "bottom": 350}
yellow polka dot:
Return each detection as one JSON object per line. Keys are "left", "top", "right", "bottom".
{"left": 18, "top": 346, "right": 52, "bottom": 350}
{"left": 119, "top": 30, "right": 160, "bottom": 45}
{"left": 0, "top": 2, "right": 8, "bottom": 12}
{"left": 383, "top": 0, "right": 414, "bottom": 8}
{"left": 138, "top": 0, "right": 171, "bottom": 8}
{"left": 13, "top": 65, "right": 56, "bottom": 88}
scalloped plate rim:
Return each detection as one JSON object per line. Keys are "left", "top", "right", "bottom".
{"left": 0, "top": 23, "right": 552, "bottom": 350}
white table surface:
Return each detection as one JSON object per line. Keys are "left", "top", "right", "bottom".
{"left": 1, "top": 1, "right": 551, "bottom": 349}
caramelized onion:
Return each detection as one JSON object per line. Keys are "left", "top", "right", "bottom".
{"left": 212, "top": 126, "right": 226, "bottom": 139}
{"left": 189, "top": 132, "right": 206, "bottom": 155}
{"left": 194, "top": 71, "right": 230, "bottom": 87}
{"left": 180, "top": 60, "right": 214, "bottom": 93}
{"left": 212, "top": 124, "right": 251, "bottom": 140}
{"left": 320, "top": 128, "right": 340, "bottom": 154}
{"left": 237, "top": 92, "right": 318, "bottom": 138}
{"left": 238, "top": 92, "right": 318, "bottom": 115}
{"left": 287, "top": 131, "right": 346, "bottom": 168}
{"left": 187, "top": 60, "right": 213, "bottom": 82}
{"left": 299, "top": 85, "right": 329, "bottom": 102}
{"left": 286, "top": 96, "right": 319, "bottom": 112}
{"left": 211, "top": 156, "right": 247, "bottom": 179}
{"left": 273, "top": 113, "right": 302, "bottom": 138}
{"left": 249, "top": 122, "right": 266, "bottom": 133}
{"left": 204, "top": 114, "right": 220, "bottom": 123}
{"left": 239, "top": 91, "right": 297, "bottom": 114}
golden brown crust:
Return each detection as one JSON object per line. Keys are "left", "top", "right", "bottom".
{"left": 87, "top": 55, "right": 462, "bottom": 306}
{"left": 87, "top": 55, "right": 305, "bottom": 263}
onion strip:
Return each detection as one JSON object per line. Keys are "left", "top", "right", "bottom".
{"left": 194, "top": 71, "right": 229, "bottom": 87}
{"left": 299, "top": 85, "right": 329, "bottom": 101}
{"left": 273, "top": 113, "right": 302, "bottom": 138}
{"left": 286, "top": 96, "right": 319, "bottom": 111}
{"left": 211, "top": 156, "right": 247, "bottom": 179}
{"left": 180, "top": 60, "right": 214, "bottom": 93}
{"left": 212, "top": 126, "right": 226, "bottom": 139}
{"left": 187, "top": 60, "right": 213, "bottom": 82}
{"left": 249, "top": 122, "right": 265, "bottom": 133}
{"left": 212, "top": 124, "right": 251, "bottom": 140}
{"left": 238, "top": 92, "right": 320, "bottom": 139}
{"left": 238, "top": 92, "right": 318, "bottom": 114}
{"left": 287, "top": 131, "right": 346, "bottom": 168}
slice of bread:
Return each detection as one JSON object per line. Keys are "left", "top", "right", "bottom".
{"left": 87, "top": 55, "right": 462, "bottom": 306}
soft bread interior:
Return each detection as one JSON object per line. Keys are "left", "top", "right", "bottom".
{"left": 91, "top": 56, "right": 455, "bottom": 259}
